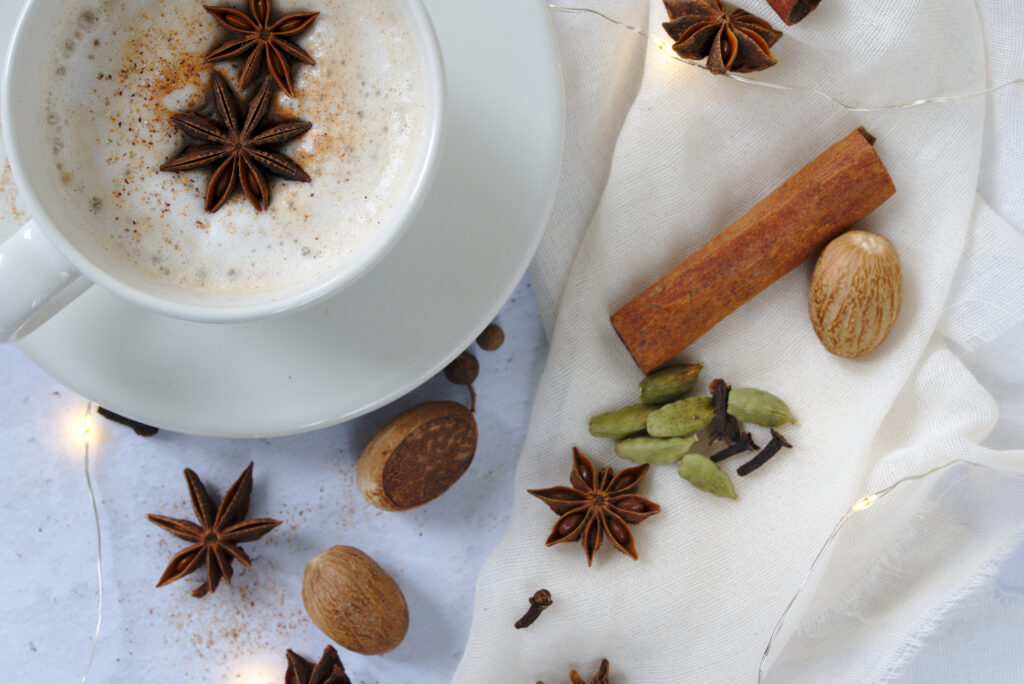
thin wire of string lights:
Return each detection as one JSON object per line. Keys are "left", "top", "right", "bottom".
{"left": 80, "top": 402, "right": 103, "bottom": 684}
{"left": 547, "top": 4, "right": 1024, "bottom": 112}
{"left": 757, "top": 460, "right": 1007, "bottom": 682}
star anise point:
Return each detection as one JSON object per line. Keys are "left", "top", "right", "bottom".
{"left": 540, "top": 658, "right": 613, "bottom": 684}
{"left": 285, "top": 645, "right": 352, "bottom": 684}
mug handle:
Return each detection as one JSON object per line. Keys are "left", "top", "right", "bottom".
{"left": 0, "top": 220, "right": 91, "bottom": 343}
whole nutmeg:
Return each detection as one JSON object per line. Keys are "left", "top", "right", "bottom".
{"left": 809, "top": 230, "right": 902, "bottom": 358}
{"left": 302, "top": 546, "right": 409, "bottom": 655}
{"left": 358, "top": 401, "right": 478, "bottom": 511}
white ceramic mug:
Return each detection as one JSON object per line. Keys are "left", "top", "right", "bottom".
{"left": 0, "top": 0, "right": 445, "bottom": 343}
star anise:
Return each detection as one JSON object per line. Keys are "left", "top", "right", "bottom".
{"left": 204, "top": 0, "right": 319, "bottom": 97}
{"left": 285, "top": 645, "right": 352, "bottom": 684}
{"left": 528, "top": 448, "right": 660, "bottom": 566}
{"left": 537, "top": 658, "right": 612, "bottom": 684}
{"left": 572, "top": 659, "right": 611, "bottom": 684}
{"left": 662, "top": 0, "right": 782, "bottom": 75}
{"left": 148, "top": 462, "right": 281, "bottom": 598}
{"left": 160, "top": 72, "right": 312, "bottom": 212}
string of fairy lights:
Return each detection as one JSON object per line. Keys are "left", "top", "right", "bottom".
{"left": 60, "top": 4, "right": 1022, "bottom": 682}
{"left": 546, "top": 4, "right": 1024, "bottom": 112}
{"left": 70, "top": 403, "right": 1009, "bottom": 681}
{"left": 756, "top": 459, "right": 996, "bottom": 682}
{"left": 79, "top": 403, "right": 102, "bottom": 684}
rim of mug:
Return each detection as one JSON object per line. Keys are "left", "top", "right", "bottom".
{"left": 2, "top": 0, "right": 447, "bottom": 324}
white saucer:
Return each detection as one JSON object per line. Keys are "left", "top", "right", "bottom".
{"left": 1, "top": 0, "right": 564, "bottom": 437}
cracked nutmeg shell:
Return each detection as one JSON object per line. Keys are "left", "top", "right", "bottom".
{"left": 809, "top": 230, "right": 902, "bottom": 358}
{"left": 357, "top": 401, "right": 478, "bottom": 511}
{"left": 302, "top": 546, "right": 409, "bottom": 655}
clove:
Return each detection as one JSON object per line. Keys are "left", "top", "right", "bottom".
{"left": 515, "top": 589, "right": 553, "bottom": 629}
{"left": 737, "top": 429, "right": 792, "bottom": 476}
{"left": 710, "top": 432, "right": 759, "bottom": 463}
{"left": 708, "top": 379, "right": 741, "bottom": 446}
{"left": 97, "top": 407, "right": 159, "bottom": 437}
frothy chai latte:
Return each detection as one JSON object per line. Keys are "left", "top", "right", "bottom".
{"left": 43, "top": 0, "right": 425, "bottom": 294}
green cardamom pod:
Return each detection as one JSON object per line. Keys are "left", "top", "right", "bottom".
{"left": 589, "top": 404, "right": 655, "bottom": 439}
{"left": 615, "top": 436, "right": 698, "bottom": 464}
{"left": 639, "top": 363, "right": 703, "bottom": 404}
{"left": 677, "top": 453, "right": 738, "bottom": 500}
{"left": 646, "top": 396, "right": 714, "bottom": 437}
{"left": 727, "top": 388, "right": 795, "bottom": 427}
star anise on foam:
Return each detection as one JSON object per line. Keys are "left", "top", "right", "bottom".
{"left": 537, "top": 658, "right": 612, "bottom": 684}
{"left": 205, "top": 0, "right": 319, "bottom": 97}
{"left": 160, "top": 72, "right": 312, "bottom": 212}
{"left": 148, "top": 462, "right": 281, "bottom": 599}
{"left": 285, "top": 645, "right": 352, "bottom": 684}
{"left": 662, "top": 0, "right": 782, "bottom": 75}
{"left": 528, "top": 448, "right": 660, "bottom": 566}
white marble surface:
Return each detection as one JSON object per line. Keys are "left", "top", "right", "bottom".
{"left": 0, "top": 276, "right": 549, "bottom": 684}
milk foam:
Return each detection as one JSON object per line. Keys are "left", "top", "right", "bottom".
{"left": 44, "top": 0, "right": 425, "bottom": 294}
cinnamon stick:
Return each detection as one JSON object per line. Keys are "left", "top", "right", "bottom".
{"left": 611, "top": 127, "right": 895, "bottom": 374}
{"left": 767, "top": 0, "right": 822, "bottom": 25}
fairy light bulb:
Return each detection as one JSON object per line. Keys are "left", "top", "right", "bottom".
{"left": 653, "top": 37, "right": 675, "bottom": 56}
{"left": 231, "top": 655, "right": 278, "bottom": 684}
{"left": 851, "top": 494, "right": 878, "bottom": 513}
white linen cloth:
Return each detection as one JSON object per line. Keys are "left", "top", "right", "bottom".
{"left": 454, "top": 1, "right": 1024, "bottom": 682}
